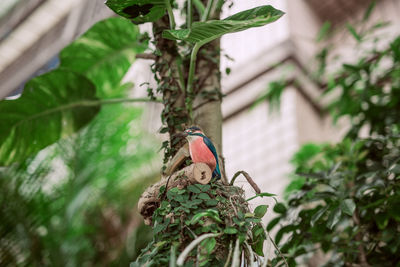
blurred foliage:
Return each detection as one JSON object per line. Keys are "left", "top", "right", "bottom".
{"left": 0, "top": 17, "right": 146, "bottom": 166}
{"left": 266, "top": 1, "right": 400, "bottom": 266}
{"left": 0, "top": 16, "right": 159, "bottom": 267}
{"left": 269, "top": 136, "right": 400, "bottom": 266}
{"left": 0, "top": 104, "right": 161, "bottom": 266}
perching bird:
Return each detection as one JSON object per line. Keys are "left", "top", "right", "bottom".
{"left": 179, "top": 126, "right": 221, "bottom": 179}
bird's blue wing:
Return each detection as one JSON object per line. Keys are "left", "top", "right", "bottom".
{"left": 202, "top": 136, "right": 221, "bottom": 179}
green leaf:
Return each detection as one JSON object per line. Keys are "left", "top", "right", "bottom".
{"left": 163, "top": 5, "right": 284, "bottom": 45}
{"left": 340, "top": 199, "right": 356, "bottom": 216}
{"left": 327, "top": 208, "right": 342, "bottom": 229}
{"left": 346, "top": 23, "right": 361, "bottom": 42}
{"left": 363, "top": 0, "right": 376, "bottom": 22}
{"left": 273, "top": 203, "right": 287, "bottom": 214}
{"left": 254, "top": 205, "right": 268, "bottom": 218}
{"left": 246, "top": 192, "right": 277, "bottom": 202}
{"left": 105, "top": 0, "right": 166, "bottom": 24}
{"left": 0, "top": 71, "right": 99, "bottom": 166}
{"left": 267, "top": 217, "right": 280, "bottom": 231}
{"left": 60, "top": 17, "right": 146, "bottom": 98}
{"left": 198, "top": 193, "right": 211, "bottom": 200}
{"left": 201, "top": 237, "right": 216, "bottom": 254}
{"left": 376, "top": 213, "right": 389, "bottom": 230}
{"left": 317, "top": 21, "right": 331, "bottom": 42}
{"left": 252, "top": 238, "right": 264, "bottom": 256}
{"left": 311, "top": 206, "right": 328, "bottom": 226}
{"left": 224, "top": 227, "right": 238, "bottom": 234}
{"left": 187, "top": 184, "right": 201, "bottom": 193}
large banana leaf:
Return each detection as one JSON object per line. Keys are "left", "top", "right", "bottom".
{"left": 60, "top": 17, "right": 147, "bottom": 98}
{"left": 0, "top": 71, "right": 99, "bottom": 166}
{"left": 163, "top": 5, "right": 284, "bottom": 45}
{"left": 105, "top": 0, "right": 166, "bottom": 24}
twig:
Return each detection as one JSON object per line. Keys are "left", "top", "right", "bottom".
{"left": 260, "top": 223, "right": 271, "bottom": 267}
{"left": 223, "top": 241, "right": 233, "bottom": 267}
{"left": 176, "top": 233, "right": 221, "bottom": 266}
{"left": 229, "top": 196, "right": 238, "bottom": 215}
{"left": 231, "top": 238, "right": 241, "bottom": 267}
{"left": 230, "top": 171, "right": 261, "bottom": 194}
{"left": 136, "top": 53, "right": 157, "bottom": 60}
{"left": 353, "top": 210, "right": 371, "bottom": 267}
{"left": 265, "top": 229, "right": 288, "bottom": 267}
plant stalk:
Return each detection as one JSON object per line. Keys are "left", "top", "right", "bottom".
{"left": 186, "top": 42, "right": 202, "bottom": 117}
{"left": 202, "top": 0, "right": 214, "bottom": 21}
{"left": 187, "top": 0, "right": 193, "bottom": 29}
{"left": 165, "top": 0, "right": 176, "bottom": 29}
{"left": 192, "top": 0, "right": 205, "bottom": 17}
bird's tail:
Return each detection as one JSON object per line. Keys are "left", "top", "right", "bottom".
{"left": 212, "top": 164, "right": 221, "bottom": 179}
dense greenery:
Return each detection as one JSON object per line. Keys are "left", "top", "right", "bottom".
{"left": 0, "top": 15, "right": 157, "bottom": 267}
{"left": 0, "top": 104, "right": 161, "bottom": 266}
{"left": 266, "top": 3, "right": 400, "bottom": 266}
{"left": 132, "top": 182, "right": 269, "bottom": 266}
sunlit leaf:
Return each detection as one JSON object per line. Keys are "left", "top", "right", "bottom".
{"left": 105, "top": 0, "right": 165, "bottom": 24}
{"left": 0, "top": 71, "right": 99, "bottom": 166}
{"left": 60, "top": 17, "right": 147, "bottom": 98}
{"left": 163, "top": 5, "right": 284, "bottom": 45}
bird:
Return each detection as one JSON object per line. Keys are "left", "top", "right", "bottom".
{"left": 178, "top": 126, "right": 221, "bottom": 179}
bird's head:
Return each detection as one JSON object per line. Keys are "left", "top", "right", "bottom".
{"left": 174, "top": 126, "right": 204, "bottom": 142}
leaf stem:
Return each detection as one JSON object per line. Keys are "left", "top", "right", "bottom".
{"left": 187, "top": 0, "right": 193, "bottom": 29}
{"left": 192, "top": 0, "right": 205, "bottom": 17}
{"left": 176, "top": 233, "right": 221, "bottom": 266}
{"left": 186, "top": 42, "right": 202, "bottom": 116}
{"left": 165, "top": 0, "right": 176, "bottom": 29}
{"left": 176, "top": 57, "right": 186, "bottom": 93}
{"left": 202, "top": 0, "right": 214, "bottom": 21}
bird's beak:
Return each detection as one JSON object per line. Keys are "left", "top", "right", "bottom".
{"left": 172, "top": 132, "right": 188, "bottom": 139}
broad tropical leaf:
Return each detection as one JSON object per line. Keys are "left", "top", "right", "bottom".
{"left": 105, "top": 0, "right": 165, "bottom": 24}
{"left": 60, "top": 17, "right": 147, "bottom": 98}
{"left": 163, "top": 5, "right": 284, "bottom": 45}
{"left": 0, "top": 70, "right": 99, "bottom": 166}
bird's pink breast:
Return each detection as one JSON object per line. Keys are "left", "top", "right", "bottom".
{"left": 189, "top": 138, "right": 216, "bottom": 171}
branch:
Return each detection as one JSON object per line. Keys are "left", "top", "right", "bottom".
{"left": 353, "top": 210, "right": 371, "bottom": 267}
{"left": 136, "top": 53, "right": 156, "bottom": 60}
{"left": 176, "top": 233, "right": 221, "bottom": 266}
{"left": 230, "top": 171, "right": 261, "bottom": 194}
{"left": 265, "top": 228, "right": 288, "bottom": 267}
